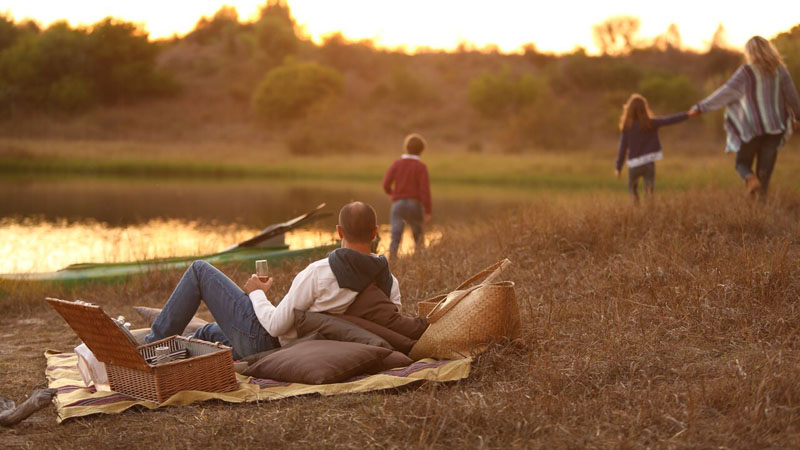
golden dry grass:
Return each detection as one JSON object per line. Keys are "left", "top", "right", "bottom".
{"left": 2, "top": 189, "right": 800, "bottom": 448}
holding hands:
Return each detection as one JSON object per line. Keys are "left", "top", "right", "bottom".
{"left": 688, "top": 105, "right": 701, "bottom": 118}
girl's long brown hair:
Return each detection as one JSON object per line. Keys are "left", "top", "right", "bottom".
{"left": 619, "top": 94, "right": 653, "bottom": 131}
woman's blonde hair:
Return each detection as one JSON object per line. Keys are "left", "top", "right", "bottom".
{"left": 619, "top": 94, "right": 653, "bottom": 131}
{"left": 744, "top": 36, "right": 784, "bottom": 75}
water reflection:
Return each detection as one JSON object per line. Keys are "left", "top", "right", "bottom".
{"left": 0, "top": 218, "right": 441, "bottom": 273}
{"left": 0, "top": 177, "right": 503, "bottom": 273}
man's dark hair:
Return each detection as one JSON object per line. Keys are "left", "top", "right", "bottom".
{"left": 339, "top": 202, "right": 377, "bottom": 243}
{"left": 404, "top": 134, "right": 426, "bottom": 155}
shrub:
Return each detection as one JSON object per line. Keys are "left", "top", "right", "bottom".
{"left": 496, "top": 89, "right": 587, "bottom": 151}
{"left": 87, "top": 18, "right": 177, "bottom": 102}
{"left": 773, "top": 25, "right": 800, "bottom": 86}
{"left": 252, "top": 61, "right": 343, "bottom": 121}
{"left": 637, "top": 73, "right": 696, "bottom": 111}
{"left": 553, "top": 51, "right": 642, "bottom": 92}
{"left": 187, "top": 6, "right": 241, "bottom": 45}
{"left": 703, "top": 47, "right": 742, "bottom": 78}
{"left": 468, "top": 67, "right": 543, "bottom": 118}
{"left": 285, "top": 100, "right": 363, "bottom": 155}
{"left": 0, "top": 17, "right": 175, "bottom": 112}
{"left": 371, "top": 68, "right": 438, "bottom": 107}
{"left": 48, "top": 75, "right": 94, "bottom": 111}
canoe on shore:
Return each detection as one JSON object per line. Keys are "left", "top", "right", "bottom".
{"left": 0, "top": 243, "right": 338, "bottom": 285}
{"left": 1, "top": 203, "right": 337, "bottom": 285}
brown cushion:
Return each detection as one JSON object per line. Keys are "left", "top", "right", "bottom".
{"left": 133, "top": 306, "right": 208, "bottom": 335}
{"left": 294, "top": 310, "right": 392, "bottom": 350}
{"left": 344, "top": 284, "right": 429, "bottom": 340}
{"left": 241, "top": 332, "right": 323, "bottom": 365}
{"left": 242, "top": 340, "right": 392, "bottom": 384}
{"left": 335, "top": 314, "right": 417, "bottom": 354}
{"left": 378, "top": 351, "right": 414, "bottom": 372}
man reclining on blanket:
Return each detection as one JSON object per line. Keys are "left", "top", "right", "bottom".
{"left": 145, "top": 202, "right": 408, "bottom": 360}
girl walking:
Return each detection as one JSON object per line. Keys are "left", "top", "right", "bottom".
{"left": 615, "top": 94, "right": 690, "bottom": 204}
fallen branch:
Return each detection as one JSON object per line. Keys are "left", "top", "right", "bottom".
{"left": 0, "top": 389, "right": 56, "bottom": 426}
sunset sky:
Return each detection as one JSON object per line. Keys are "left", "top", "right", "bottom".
{"left": 2, "top": 0, "right": 799, "bottom": 54}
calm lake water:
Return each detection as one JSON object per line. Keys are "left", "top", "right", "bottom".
{"left": 0, "top": 177, "right": 524, "bottom": 273}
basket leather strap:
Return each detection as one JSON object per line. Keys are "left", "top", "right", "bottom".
{"left": 454, "top": 258, "right": 511, "bottom": 291}
{"left": 421, "top": 259, "right": 513, "bottom": 323}
{"left": 425, "top": 283, "right": 484, "bottom": 323}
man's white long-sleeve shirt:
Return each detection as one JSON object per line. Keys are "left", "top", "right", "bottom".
{"left": 248, "top": 257, "right": 401, "bottom": 344}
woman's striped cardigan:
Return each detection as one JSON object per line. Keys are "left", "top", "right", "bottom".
{"left": 696, "top": 64, "right": 800, "bottom": 152}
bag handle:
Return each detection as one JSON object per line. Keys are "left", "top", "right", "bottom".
{"left": 454, "top": 258, "right": 512, "bottom": 290}
{"left": 420, "top": 259, "right": 513, "bottom": 323}
{"left": 425, "top": 283, "right": 484, "bottom": 323}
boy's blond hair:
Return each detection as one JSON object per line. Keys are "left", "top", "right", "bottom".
{"left": 403, "top": 133, "right": 427, "bottom": 155}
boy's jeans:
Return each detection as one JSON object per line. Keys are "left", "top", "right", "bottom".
{"left": 389, "top": 198, "right": 424, "bottom": 259}
{"left": 145, "top": 260, "right": 279, "bottom": 360}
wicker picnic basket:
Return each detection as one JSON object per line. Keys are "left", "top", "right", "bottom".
{"left": 410, "top": 259, "right": 520, "bottom": 360}
{"left": 46, "top": 297, "right": 238, "bottom": 403}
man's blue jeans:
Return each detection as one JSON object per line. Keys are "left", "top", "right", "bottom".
{"left": 144, "top": 261, "right": 279, "bottom": 360}
{"left": 389, "top": 198, "right": 424, "bottom": 259}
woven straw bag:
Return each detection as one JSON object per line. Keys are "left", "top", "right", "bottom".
{"left": 409, "top": 259, "right": 520, "bottom": 360}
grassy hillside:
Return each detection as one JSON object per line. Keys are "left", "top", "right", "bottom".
{"left": 1, "top": 5, "right": 797, "bottom": 158}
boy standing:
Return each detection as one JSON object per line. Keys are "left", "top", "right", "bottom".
{"left": 382, "top": 133, "right": 431, "bottom": 259}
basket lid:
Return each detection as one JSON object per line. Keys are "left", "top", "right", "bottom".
{"left": 46, "top": 298, "right": 149, "bottom": 370}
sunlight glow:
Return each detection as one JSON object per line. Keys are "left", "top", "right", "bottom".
{"left": 0, "top": 219, "right": 439, "bottom": 273}
{"left": 2, "top": 1, "right": 798, "bottom": 54}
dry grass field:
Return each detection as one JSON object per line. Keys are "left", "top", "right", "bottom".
{"left": 2, "top": 188, "right": 800, "bottom": 448}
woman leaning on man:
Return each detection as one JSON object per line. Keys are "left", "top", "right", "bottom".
{"left": 690, "top": 36, "right": 800, "bottom": 199}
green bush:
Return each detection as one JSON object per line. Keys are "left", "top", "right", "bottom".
{"left": 252, "top": 61, "right": 343, "bottom": 121}
{"left": 468, "top": 67, "right": 543, "bottom": 118}
{"left": 371, "top": 68, "right": 438, "bottom": 107}
{"left": 499, "top": 90, "right": 587, "bottom": 151}
{"left": 638, "top": 73, "right": 696, "bottom": 111}
{"left": 48, "top": 75, "right": 94, "bottom": 111}
{"left": 554, "top": 51, "right": 642, "bottom": 92}
{"left": 773, "top": 25, "right": 800, "bottom": 88}
{"left": 0, "top": 17, "right": 175, "bottom": 112}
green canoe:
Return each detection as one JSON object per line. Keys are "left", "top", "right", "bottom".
{"left": 0, "top": 203, "right": 337, "bottom": 285}
{"left": 0, "top": 243, "right": 337, "bottom": 285}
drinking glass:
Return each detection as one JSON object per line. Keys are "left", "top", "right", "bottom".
{"left": 255, "top": 259, "right": 269, "bottom": 282}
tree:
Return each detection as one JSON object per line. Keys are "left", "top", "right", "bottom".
{"left": 773, "top": 24, "right": 800, "bottom": 84}
{"left": 187, "top": 5, "right": 240, "bottom": 45}
{"left": 252, "top": 0, "right": 300, "bottom": 68}
{"left": 709, "top": 23, "right": 729, "bottom": 50}
{"left": 468, "top": 66, "right": 543, "bottom": 118}
{"left": 653, "top": 24, "right": 682, "bottom": 51}
{"left": 251, "top": 61, "right": 343, "bottom": 121}
{"left": 592, "top": 16, "right": 640, "bottom": 55}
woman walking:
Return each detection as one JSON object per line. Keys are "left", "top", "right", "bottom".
{"left": 690, "top": 36, "right": 800, "bottom": 199}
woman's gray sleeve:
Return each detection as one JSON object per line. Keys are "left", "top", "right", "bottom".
{"left": 697, "top": 66, "right": 746, "bottom": 113}
{"left": 780, "top": 66, "right": 800, "bottom": 118}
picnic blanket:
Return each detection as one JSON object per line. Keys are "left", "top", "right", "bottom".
{"left": 45, "top": 350, "right": 472, "bottom": 423}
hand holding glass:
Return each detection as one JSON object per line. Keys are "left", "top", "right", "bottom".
{"left": 255, "top": 260, "right": 269, "bottom": 282}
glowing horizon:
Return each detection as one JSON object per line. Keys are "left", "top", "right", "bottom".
{"left": 2, "top": 1, "right": 799, "bottom": 55}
